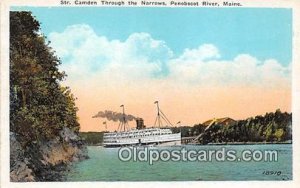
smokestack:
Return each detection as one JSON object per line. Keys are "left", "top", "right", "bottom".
{"left": 136, "top": 118, "right": 145, "bottom": 130}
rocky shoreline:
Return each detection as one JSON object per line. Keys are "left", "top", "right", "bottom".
{"left": 10, "top": 127, "right": 89, "bottom": 182}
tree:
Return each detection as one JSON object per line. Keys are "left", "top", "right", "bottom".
{"left": 274, "top": 128, "right": 284, "bottom": 141}
{"left": 194, "top": 110, "right": 292, "bottom": 144}
{"left": 10, "top": 12, "right": 80, "bottom": 145}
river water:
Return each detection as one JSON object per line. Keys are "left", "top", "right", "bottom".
{"left": 67, "top": 144, "right": 292, "bottom": 181}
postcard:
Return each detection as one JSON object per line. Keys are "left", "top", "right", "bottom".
{"left": 1, "top": 0, "right": 300, "bottom": 188}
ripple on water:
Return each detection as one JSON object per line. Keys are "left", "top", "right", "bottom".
{"left": 67, "top": 144, "right": 292, "bottom": 181}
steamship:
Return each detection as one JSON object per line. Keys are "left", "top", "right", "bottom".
{"left": 102, "top": 102, "right": 181, "bottom": 147}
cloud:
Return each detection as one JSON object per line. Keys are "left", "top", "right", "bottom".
{"left": 169, "top": 52, "right": 290, "bottom": 88}
{"left": 49, "top": 24, "right": 291, "bottom": 89}
{"left": 49, "top": 25, "right": 173, "bottom": 81}
{"left": 48, "top": 24, "right": 291, "bottom": 131}
{"left": 178, "top": 44, "right": 220, "bottom": 61}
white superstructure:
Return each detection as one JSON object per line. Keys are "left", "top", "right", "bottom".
{"left": 103, "top": 128, "right": 181, "bottom": 147}
{"left": 102, "top": 101, "right": 181, "bottom": 147}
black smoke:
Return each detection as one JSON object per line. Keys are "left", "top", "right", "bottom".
{"left": 92, "top": 110, "right": 138, "bottom": 122}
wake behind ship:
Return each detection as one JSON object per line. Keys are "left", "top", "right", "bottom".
{"left": 102, "top": 102, "right": 181, "bottom": 147}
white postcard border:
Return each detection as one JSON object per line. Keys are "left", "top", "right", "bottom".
{"left": 1, "top": 0, "right": 300, "bottom": 187}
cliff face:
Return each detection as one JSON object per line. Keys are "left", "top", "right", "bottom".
{"left": 10, "top": 133, "right": 35, "bottom": 181}
{"left": 10, "top": 127, "right": 88, "bottom": 182}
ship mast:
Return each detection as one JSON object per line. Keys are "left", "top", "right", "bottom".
{"left": 118, "top": 104, "right": 129, "bottom": 132}
{"left": 154, "top": 101, "right": 162, "bottom": 127}
{"left": 154, "top": 101, "right": 173, "bottom": 128}
{"left": 121, "top": 104, "right": 126, "bottom": 131}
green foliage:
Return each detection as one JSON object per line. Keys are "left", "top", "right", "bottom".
{"left": 171, "top": 124, "right": 207, "bottom": 137}
{"left": 79, "top": 132, "right": 104, "bottom": 145}
{"left": 10, "top": 12, "right": 80, "bottom": 146}
{"left": 274, "top": 128, "right": 284, "bottom": 141}
{"left": 197, "top": 110, "right": 292, "bottom": 144}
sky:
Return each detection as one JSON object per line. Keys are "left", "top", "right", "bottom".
{"left": 12, "top": 7, "right": 292, "bottom": 132}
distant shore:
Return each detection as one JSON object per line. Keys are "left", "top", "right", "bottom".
{"left": 84, "top": 140, "right": 292, "bottom": 147}
{"left": 201, "top": 141, "right": 292, "bottom": 145}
